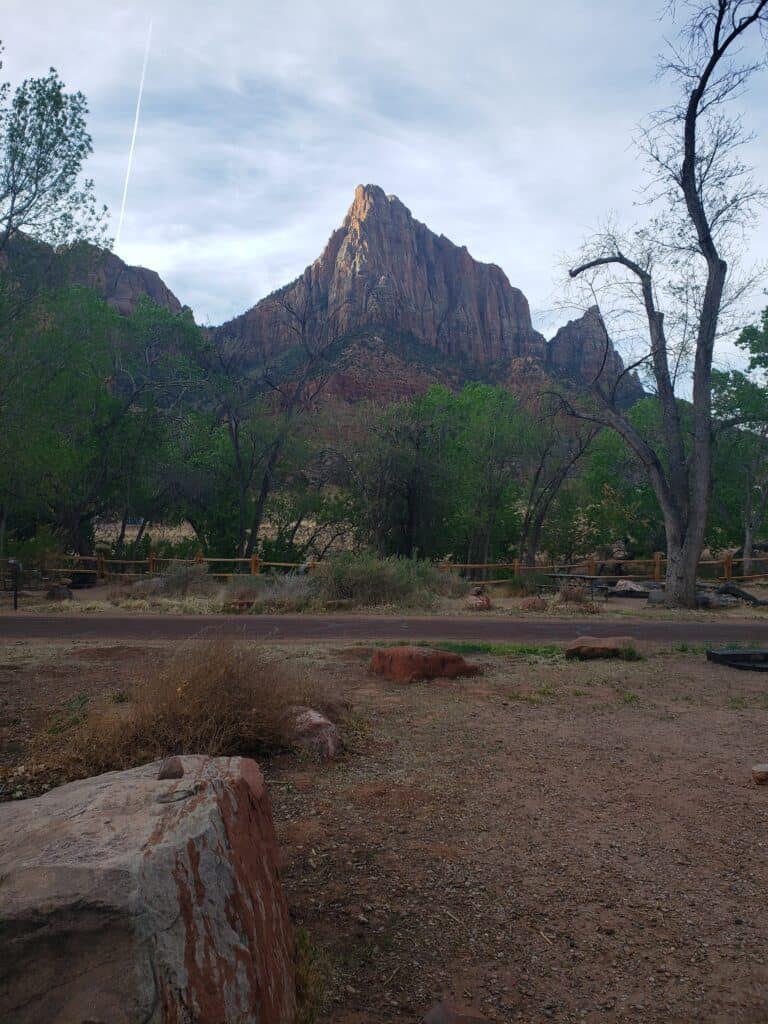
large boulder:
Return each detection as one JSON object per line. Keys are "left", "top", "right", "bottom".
{"left": 0, "top": 755, "right": 296, "bottom": 1024}
{"left": 564, "top": 636, "right": 637, "bottom": 660}
{"left": 370, "top": 645, "right": 480, "bottom": 683}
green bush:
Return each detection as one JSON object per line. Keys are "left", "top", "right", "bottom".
{"left": 312, "top": 553, "right": 453, "bottom": 609}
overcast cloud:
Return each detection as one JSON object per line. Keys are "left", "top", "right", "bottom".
{"left": 3, "top": 0, "right": 767, "bottom": 355}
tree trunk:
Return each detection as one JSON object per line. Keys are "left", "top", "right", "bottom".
{"left": 0, "top": 505, "right": 6, "bottom": 558}
{"left": 743, "top": 521, "right": 754, "bottom": 578}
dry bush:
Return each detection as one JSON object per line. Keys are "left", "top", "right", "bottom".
{"left": 557, "top": 584, "right": 589, "bottom": 604}
{"left": 34, "top": 638, "right": 339, "bottom": 782}
{"left": 224, "top": 573, "right": 315, "bottom": 613}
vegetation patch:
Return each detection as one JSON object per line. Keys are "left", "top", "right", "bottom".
{"left": 33, "top": 639, "right": 339, "bottom": 784}
{"left": 429, "top": 640, "right": 562, "bottom": 659}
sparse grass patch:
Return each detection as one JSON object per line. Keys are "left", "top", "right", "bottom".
{"left": 617, "top": 646, "right": 645, "bottom": 662}
{"left": 428, "top": 640, "right": 562, "bottom": 659}
{"left": 620, "top": 690, "right": 640, "bottom": 705}
{"left": 46, "top": 692, "right": 90, "bottom": 734}
{"left": 295, "top": 927, "right": 328, "bottom": 1024}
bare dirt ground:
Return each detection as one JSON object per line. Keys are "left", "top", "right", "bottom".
{"left": 1, "top": 639, "right": 767, "bottom": 1022}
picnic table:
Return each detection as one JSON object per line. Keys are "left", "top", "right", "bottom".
{"left": 542, "top": 573, "right": 612, "bottom": 599}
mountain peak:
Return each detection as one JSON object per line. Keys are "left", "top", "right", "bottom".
{"left": 347, "top": 184, "right": 409, "bottom": 226}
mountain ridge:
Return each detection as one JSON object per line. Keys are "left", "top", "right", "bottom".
{"left": 213, "top": 184, "right": 643, "bottom": 403}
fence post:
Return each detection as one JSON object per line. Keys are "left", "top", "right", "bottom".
{"left": 587, "top": 556, "right": 596, "bottom": 576}
{"left": 97, "top": 554, "right": 105, "bottom": 580}
{"left": 513, "top": 559, "right": 521, "bottom": 577}
{"left": 308, "top": 559, "right": 317, "bottom": 574}
{"left": 654, "top": 551, "right": 663, "bottom": 582}
{"left": 250, "top": 554, "right": 260, "bottom": 575}
{"left": 723, "top": 552, "right": 733, "bottom": 580}
{"left": 148, "top": 553, "right": 157, "bottom": 575}
{"left": 195, "top": 550, "right": 204, "bottom": 564}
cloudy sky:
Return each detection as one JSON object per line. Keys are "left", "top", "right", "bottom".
{"left": 3, "top": 0, "right": 768, "bottom": 345}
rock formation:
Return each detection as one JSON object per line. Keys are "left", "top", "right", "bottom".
{"left": 215, "top": 185, "right": 641, "bottom": 404}
{"left": 216, "top": 184, "right": 547, "bottom": 365}
{"left": 547, "top": 305, "right": 643, "bottom": 405}
{"left": 2, "top": 234, "right": 183, "bottom": 316}
{"left": 69, "top": 243, "right": 183, "bottom": 315}
{"left": 0, "top": 755, "right": 295, "bottom": 1024}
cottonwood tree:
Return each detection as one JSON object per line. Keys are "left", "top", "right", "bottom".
{"left": 0, "top": 45, "right": 107, "bottom": 253}
{"left": 565, "top": 1, "right": 768, "bottom": 604}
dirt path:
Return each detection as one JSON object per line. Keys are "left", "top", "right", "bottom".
{"left": 1, "top": 612, "right": 768, "bottom": 645}
{"left": 268, "top": 644, "right": 768, "bottom": 1023}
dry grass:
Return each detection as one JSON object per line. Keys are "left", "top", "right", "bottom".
{"left": 33, "top": 638, "right": 338, "bottom": 782}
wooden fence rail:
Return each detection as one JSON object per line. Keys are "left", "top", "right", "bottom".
{"left": 1, "top": 553, "right": 767, "bottom": 584}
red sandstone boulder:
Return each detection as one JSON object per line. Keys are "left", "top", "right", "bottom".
{"left": 520, "top": 595, "right": 548, "bottom": 612}
{"left": 564, "top": 636, "right": 637, "bottom": 660}
{"left": 0, "top": 755, "right": 295, "bottom": 1024}
{"left": 464, "top": 593, "right": 492, "bottom": 610}
{"left": 370, "top": 645, "right": 480, "bottom": 683}
{"left": 281, "top": 706, "right": 342, "bottom": 759}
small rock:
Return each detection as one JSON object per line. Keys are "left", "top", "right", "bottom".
{"left": 157, "top": 756, "right": 184, "bottom": 780}
{"left": 282, "top": 706, "right": 342, "bottom": 759}
{"left": 521, "top": 596, "right": 547, "bottom": 612}
{"left": 464, "top": 594, "right": 492, "bottom": 611}
{"left": 752, "top": 764, "right": 768, "bottom": 785}
{"left": 424, "top": 1000, "right": 492, "bottom": 1024}
{"left": 565, "top": 636, "right": 637, "bottom": 660}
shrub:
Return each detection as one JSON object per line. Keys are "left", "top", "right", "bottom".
{"left": 158, "top": 562, "right": 214, "bottom": 597}
{"left": 225, "top": 573, "right": 315, "bottom": 613}
{"left": 311, "top": 553, "right": 449, "bottom": 609}
{"left": 557, "top": 584, "right": 589, "bottom": 604}
{"left": 34, "top": 638, "right": 338, "bottom": 781}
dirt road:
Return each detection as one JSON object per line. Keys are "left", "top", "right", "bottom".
{"left": 0, "top": 612, "right": 766, "bottom": 645}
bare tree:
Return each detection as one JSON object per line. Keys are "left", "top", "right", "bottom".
{"left": 566, "top": 0, "right": 768, "bottom": 605}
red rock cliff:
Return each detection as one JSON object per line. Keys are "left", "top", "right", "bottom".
{"left": 216, "top": 184, "right": 547, "bottom": 365}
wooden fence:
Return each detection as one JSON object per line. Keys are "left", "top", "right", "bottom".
{"left": 1, "top": 551, "right": 767, "bottom": 585}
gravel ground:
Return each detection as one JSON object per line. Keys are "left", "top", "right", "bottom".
{"left": 1, "top": 638, "right": 767, "bottom": 1022}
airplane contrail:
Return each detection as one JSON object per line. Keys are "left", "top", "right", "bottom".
{"left": 116, "top": 20, "right": 153, "bottom": 249}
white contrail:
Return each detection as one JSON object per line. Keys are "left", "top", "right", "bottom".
{"left": 116, "top": 20, "right": 153, "bottom": 248}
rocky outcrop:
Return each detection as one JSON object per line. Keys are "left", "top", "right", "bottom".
{"left": 546, "top": 306, "right": 644, "bottom": 405}
{"left": 2, "top": 234, "right": 183, "bottom": 316}
{"left": 69, "top": 243, "right": 183, "bottom": 315}
{"left": 216, "top": 184, "right": 547, "bottom": 366}
{"left": 215, "top": 187, "right": 643, "bottom": 405}
{"left": 0, "top": 755, "right": 295, "bottom": 1024}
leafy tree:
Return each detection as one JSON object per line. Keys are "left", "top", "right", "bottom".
{"left": 0, "top": 44, "right": 107, "bottom": 253}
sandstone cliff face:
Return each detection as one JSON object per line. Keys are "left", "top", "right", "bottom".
{"left": 217, "top": 184, "right": 547, "bottom": 365}
{"left": 546, "top": 306, "right": 644, "bottom": 405}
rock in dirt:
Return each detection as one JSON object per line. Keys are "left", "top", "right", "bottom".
{"left": 521, "top": 595, "right": 548, "bottom": 612}
{"left": 370, "top": 645, "right": 481, "bottom": 683}
{"left": 424, "top": 1000, "right": 493, "bottom": 1023}
{"left": 614, "top": 579, "right": 649, "bottom": 593}
{"left": 565, "top": 636, "right": 637, "bottom": 660}
{"left": 0, "top": 755, "right": 296, "bottom": 1024}
{"left": 281, "top": 706, "right": 342, "bottom": 759}
{"left": 464, "top": 594, "right": 492, "bottom": 610}
{"left": 752, "top": 764, "right": 768, "bottom": 785}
